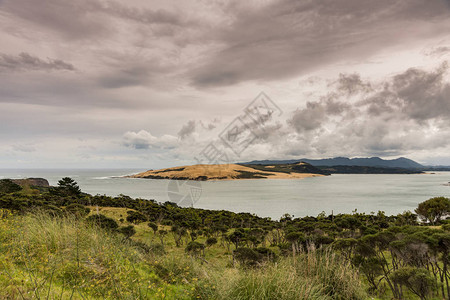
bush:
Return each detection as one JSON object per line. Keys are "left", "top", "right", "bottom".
{"left": 0, "top": 179, "right": 22, "bottom": 194}
{"left": 205, "top": 237, "right": 218, "bottom": 247}
{"left": 85, "top": 214, "right": 118, "bottom": 230}
{"left": 255, "top": 247, "right": 278, "bottom": 262}
{"left": 64, "top": 203, "right": 90, "bottom": 218}
{"left": 117, "top": 225, "right": 136, "bottom": 239}
{"left": 185, "top": 241, "right": 205, "bottom": 257}
{"left": 126, "top": 210, "right": 148, "bottom": 224}
{"left": 233, "top": 247, "right": 263, "bottom": 267}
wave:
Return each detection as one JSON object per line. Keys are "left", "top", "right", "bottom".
{"left": 92, "top": 174, "right": 135, "bottom": 180}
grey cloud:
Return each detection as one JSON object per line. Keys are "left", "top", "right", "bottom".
{"left": 101, "top": 2, "right": 188, "bottom": 26}
{"left": 1, "top": 0, "right": 111, "bottom": 39}
{"left": 425, "top": 46, "right": 450, "bottom": 58}
{"left": 1, "top": 0, "right": 193, "bottom": 40}
{"left": 12, "top": 144, "right": 36, "bottom": 153}
{"left": 178, "top": 120, "right": 196, "bottom": 139}
{"left": 0, "top": 52, "right": 75, "bottom": 72}
{"left": 98, "top": 65, "right": 150, "bottom": 89}
{"left": 289, "top": 102, "right": 327, "bottom": 133}
{"left": 96, "top": 57, "right": 177, "bottom": 89}
{"left": 190, "top": 0, "right": 450, "bottom": 87}
{"left": 199, "top": 120, "right": 217, "bottom": 131}
{"left": 392, "top": 64, "right": 450, "bottom": 120}
{"left": 289, "top": 98, "right": 349, "bottom": 133}
{"left": 288, "top": 63, "right": 450, "bottom": 157}
{"left": 360, "top": 64, "right": 450, "bottom": 121}
{"left": 335, "top": 74, "right": 371, "bottom": 95}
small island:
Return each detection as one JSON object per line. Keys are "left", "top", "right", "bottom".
{"left": 130, "top": 162, "right": 329, "bottom": 181}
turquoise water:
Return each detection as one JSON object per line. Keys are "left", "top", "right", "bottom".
{"left": 1, "top": 169, "right": 449, "bottom": 220}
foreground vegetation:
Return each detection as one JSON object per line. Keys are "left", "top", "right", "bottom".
{"left": 0, "top": 178, "right": 449, "bottom": 299}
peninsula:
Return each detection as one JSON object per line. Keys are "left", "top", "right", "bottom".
{"left": 131, "top": 162, "right": 329, "bottom": 181}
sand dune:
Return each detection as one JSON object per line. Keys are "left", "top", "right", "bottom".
{"left": 131, "top": 163, "right": 324, "bottom": 181}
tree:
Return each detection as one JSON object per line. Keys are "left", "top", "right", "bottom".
{"left": 415, "top": 197, "right": 450, "bottom": 225}
{"left": 148, "top": 222, "right": 158, "bottom": 233}
{"left": 158, "top": 230, "right": 167, "bottom": 248}
{"left": 185, "top": 241, "right": 205, "bottom": 258}
{"left": 228, "top": 229, "right": 246, "bottom": 249}
{"left": 391, "top": 267, "right": 435, "bottom": 300}
{"left": 50, "top": 177, "right": 81, "bottom": 197}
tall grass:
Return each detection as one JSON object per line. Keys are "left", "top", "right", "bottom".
{"left": 196, "top": 245, "right": 366, "bottom": 300}
{"left": 0, "top": 211, "right": 192, "bottom": 299}
{"left": 0, "top": 211, "right": 366, "bottom": 299}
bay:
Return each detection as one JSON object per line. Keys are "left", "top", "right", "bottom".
{"left": 0, "top": 169, "right": 449, "bottom": 220}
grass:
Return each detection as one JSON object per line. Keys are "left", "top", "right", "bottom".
{"left": 0, "top": 209, "right": 367, "bottom": 299}
{"left": 198, "top": 248, "right": 366, "bottom": 300}
{"left": 0, "top": 210, "right": 194, "bottom": 299}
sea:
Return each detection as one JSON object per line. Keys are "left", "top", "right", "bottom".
{"left": 1, "top": 169, "right": 449, "bottom": 220}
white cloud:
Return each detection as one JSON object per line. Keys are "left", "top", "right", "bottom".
{"left": 123, "top": 130, "right": 178, "bottom": 149}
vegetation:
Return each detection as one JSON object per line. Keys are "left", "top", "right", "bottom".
{"left": 415, "top": 196, "right": 450, "bottom": 225}
{"left": 241, "top": 162, "right": 331, "bottom": 175}
{"left": 0, "top": 177, "right": 449, "bottom": 299}
{"left": 317, "top": 165, "right": 423, "bottom": 174}
{"left": 0, "top": 179, "right": 22, "bottom": 194}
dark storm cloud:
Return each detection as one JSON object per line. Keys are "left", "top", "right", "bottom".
{"left": 0, "top": 52, "right": 75, "bottom": 72}
{"left": 191, "top": 0, "right": 450, "bottom": 87}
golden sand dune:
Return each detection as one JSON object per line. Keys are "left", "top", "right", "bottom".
{"left": 131, "top": 163, "right": 324, "bottom": 181}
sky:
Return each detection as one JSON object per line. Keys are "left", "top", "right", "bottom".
{"left": 1, "top": 0, "right": 450, "bottom": 169}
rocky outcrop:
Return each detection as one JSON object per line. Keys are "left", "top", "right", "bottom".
{"left": 11, "top": 178, "right": 50, "bottom": 187}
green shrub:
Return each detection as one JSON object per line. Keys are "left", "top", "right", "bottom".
{"left": 117, "top": 225, "right": 136, "bottom": 239}
{"left": 65, "top": 203, "right": 90, "bottom": 217}
{"left": 85, "top": 214, "right": 118, "bottom": 230}
{"left": 126, "top": 210, "right": 148, "bottom": 224}
{"left": 0, "top": 179, "right": 22, "bottom": 194}
{"left": 233, "top": 247, "right": 263, "bottom": 267}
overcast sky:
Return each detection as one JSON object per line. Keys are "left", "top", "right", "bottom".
{"left": 1, "top": 0, "right": 450, "bottom": 169}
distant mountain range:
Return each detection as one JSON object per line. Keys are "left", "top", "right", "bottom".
{"left": 245, "top": 157, "right": 425, "bottom": 169}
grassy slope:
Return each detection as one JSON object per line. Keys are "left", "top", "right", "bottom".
{"left": 131, "top": 163, "right": 325, "bottom": 181}
{"left": 0, "top": 208, "right": 367, "bottom": 300}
